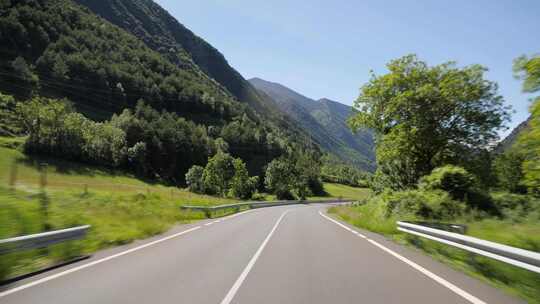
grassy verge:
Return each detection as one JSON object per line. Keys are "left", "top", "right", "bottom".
{"left": 0, "top": 186, "right": 211, "bottom": 280}
{"left": 328, "top": 203, "right": 540, "bottom": 303}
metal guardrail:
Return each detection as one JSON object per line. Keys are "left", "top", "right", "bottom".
{"left": 181, "top": 199, "right": 349, "bottom": 217}
{"left": 0, "top": 225, "right": 91, "bottom": 255}
{"left": 397, "top": 221, "right": 540, "bottom": 273}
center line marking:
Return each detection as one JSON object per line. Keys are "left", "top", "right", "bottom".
{"left": 319, "top": 210, "right": 486, "bottom": 304}
{"left": 219, "top": 210, "right": 290, "bottom": 304}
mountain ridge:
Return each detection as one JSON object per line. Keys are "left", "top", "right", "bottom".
{"left": 249, "top": 77, "right": 375, "bottom": 171}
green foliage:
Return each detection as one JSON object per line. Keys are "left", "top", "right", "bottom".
{"left": 419, "top": 166, "right": 476, "bottom": 201}
{"left": 16, "top": 96, "right": 128, "bottom": 167}
{"left": 15, "top": 96, "right": 219, "bottom": 184}
{"left": 514, "top": 54, "right": 540, "bottom": 195}
{"left": 185, "top": 152, "right": 259, "bottom": 199}
{"left": 0, "top": 0, "right": 238, "bottom": 118}
{"left": 349, "top": 55, "right": 510, "bottom": 189}
{"left": 229, "top": 159, "right": 259, "bottom": 199}
{"left": 264, "top": 158, "right": 295, "bottom": 200}
{"left": 374, "top": 190, "right": 464, "bottom": 220}
{"left": 0, "top": 92, "right": 22, "bottom": 136}
{"left": 491, "top": 192, "right": 539, "bottom": 221}
{"left": 516, "top": 100, "right": 540, "bottom": 194}
{"left": 185, "top": 165, "right": 205, "bottom": 194}
{"left": 202, "top": 152, "right": 236, "bottom": 196}
{"left": 493, "top": 152, "right": 526, "bottom": 193}
{"left": 264, "top": 151, "right": 323, "bottom": 200}
{"left": 321, "top": 154, "right": 370, "bottom": 187}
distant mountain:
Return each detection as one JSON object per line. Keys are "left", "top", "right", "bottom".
{"left": 249, "top": 78, "right": 375, "bottom": 171}
{"left": 496, "top": 116, "right": 531, "bottom": 153}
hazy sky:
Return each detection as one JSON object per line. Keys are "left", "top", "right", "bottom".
{"left": 155, "top": 0, "right": 540, "bottom": 134}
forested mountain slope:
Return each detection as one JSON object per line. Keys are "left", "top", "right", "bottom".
{"left": 249, "top": 78, "right": 375, "bottom": 171}
{"left": 74, "top": 0, "right": 285, "bottom": 118}
{"left": 0, "top": 0, "right": 316, "bottom": 179}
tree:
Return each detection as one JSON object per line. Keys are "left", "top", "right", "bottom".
{"left": 349, "top": 55, "right": 510, "bottom": 189}
{"left": 265, "top": 158, "right": 295, "bottom": 200}
{"left": 185, "top": 165, "right": 205, "bottom": 194}
{"left": 493, "top": 152, "right": 526, "bottom": 193}
{"left": 203, "top": 152, "right": 236, "bottom": 196}
{"left": 11, "top": 56, "right": 38, "bottom": 98}
{"left": 513, "top": 54, "right": 540, "bottom": 194}
{"left": 229, "top": 159, "right": 258, "bottom": 199}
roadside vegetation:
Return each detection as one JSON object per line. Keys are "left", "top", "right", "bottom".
{"left": 329, "top": 54, "right": 540, "bottom": 303}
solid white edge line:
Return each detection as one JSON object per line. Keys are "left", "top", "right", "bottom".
{"left": 219, "top": 210, "right": 290, "bottom": 304}
{"left": 318, "top": 211, "right": 367, "bottom": 238}
{"left": 0, "top": 226, "right": 201, "bottom": 298}
{"left": 318, "top": 211, "right": 486, "bottom": 304}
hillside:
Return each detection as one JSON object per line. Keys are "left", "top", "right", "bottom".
{"left": 249, "top": 78, "right": 375, "bottom": 171}
{"left": 74, "top": 0, "right": 285, "bottom": 120}
{"left": 0, "top": 0, "right": 317, "bottom": 179}
{"left": 496, "top": 116, "right": 531, "bottom": 153}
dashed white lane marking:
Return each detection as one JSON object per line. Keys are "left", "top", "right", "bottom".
{"left": 0, "top": 226, "right": 202, "bottom": 298}
{"left": 205, "top": 222, "right": 213, "bottom": 226}
{"left": 219, "top": 210, "right": 290, "bottom": 304}
{"left": 318, "top": 211, "right": 486, "bottom": 304}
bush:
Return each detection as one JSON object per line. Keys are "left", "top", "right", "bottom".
{"left": 493, "top": 152, "right": 526, "bottom": 193}
{"left": 419, "top": 165, "right": 475, "bottom": 201}
{"left": 380, "top": 190, "right": 464, "bottom": 220}
{"left": 185, "top": 165, "right": 205, "bottom": 194}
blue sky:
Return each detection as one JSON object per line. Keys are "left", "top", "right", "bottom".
{"left": 155, "top": 0, "right": 540, "bottom": 135}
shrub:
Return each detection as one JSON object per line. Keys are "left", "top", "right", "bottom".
{"left": 419, "top": 165, "right": 475, "bottom": 201}
{"left": 381, "top": 190, "right": 463, "bottom": 220}
{"left": 185, "top": 165, "right": 205, "bottom": 194}
{"left": 493, "top": 152, "right": 526, "bottom": 193}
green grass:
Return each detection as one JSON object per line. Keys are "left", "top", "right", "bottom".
{"left": 317, "top": 183, "right": 371, "bottom": 200}
{"left": 0, "top": 186, "right": 209, "bottom": 280}
{"left": 328, "top": 203, "right": 540, "bottom": 303}
{"left": 0, "top": 144, "right": 236, "bottom": 205}
{"left": 258, "top": 183, "right": 371, "bottom": 201}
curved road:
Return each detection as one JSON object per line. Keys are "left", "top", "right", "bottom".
{"left": 0, "top": 204, "right": 523, "bottom": 303}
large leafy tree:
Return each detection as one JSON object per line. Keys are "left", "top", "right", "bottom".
{"left": 349, "top": 55, "right": 510, "bottom": 189}
{"left": 514, "top": 54, "right": 540, "bottom": 193}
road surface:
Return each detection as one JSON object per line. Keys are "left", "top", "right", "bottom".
{"left": 0, "top": 204, "right": 523, "bottom": 303}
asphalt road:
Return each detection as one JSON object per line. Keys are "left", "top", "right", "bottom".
{"left": 0, "top": 204, "right": 523, "bottom": 304}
